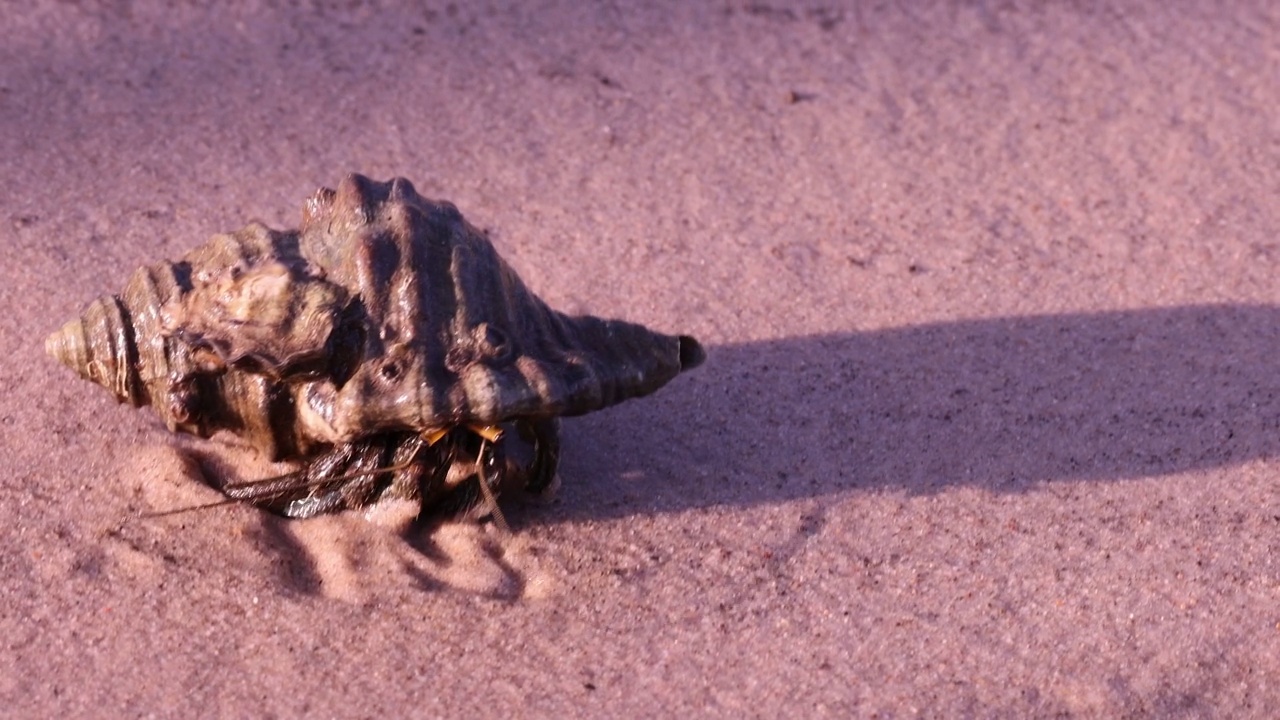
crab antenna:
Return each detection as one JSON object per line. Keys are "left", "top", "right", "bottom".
{"left": 139, "top": 497, "right": 246, "bottom": 518}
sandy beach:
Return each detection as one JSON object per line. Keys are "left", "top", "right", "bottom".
{"left": 3, "top": 2, "right": 1278, "bottom": 716}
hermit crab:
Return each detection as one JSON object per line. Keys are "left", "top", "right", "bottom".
{"left": 46, "top": 174, "right": 703, "bottom": 521}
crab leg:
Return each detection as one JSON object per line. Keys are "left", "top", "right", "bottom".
{"left": 223, "top": 435, "right": 422, "bottom": 518}
{"left": 518, "top": 417, "right": 561, "bottom": 494}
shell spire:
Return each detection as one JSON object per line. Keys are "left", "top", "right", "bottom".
{"left": 46, "top": 295, "right": 144, "bottom": 407}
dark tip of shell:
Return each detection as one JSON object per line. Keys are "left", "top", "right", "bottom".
{"left": 677, "top": 335, "right": 705, "bottom": 371}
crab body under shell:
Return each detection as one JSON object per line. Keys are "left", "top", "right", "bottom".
{"left": 47, "top": 174, "right": 703, "bottom": 519}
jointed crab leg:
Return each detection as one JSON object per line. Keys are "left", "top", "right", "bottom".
{"left": 223, "top": 435, "right": 429, "bottom": 518}
{"left": 152, "top": 420, "right": 562, "bottom": 520}
{"left": 518, "top": 418, "right": 561, "bottom": 494}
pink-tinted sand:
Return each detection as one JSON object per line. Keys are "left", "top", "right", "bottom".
{"left": 3, "top": 2, "right": 1280, "bottom": 716}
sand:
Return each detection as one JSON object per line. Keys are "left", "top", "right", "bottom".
{"left": 3, "top": 1, "right": 1279, "bottom": 716}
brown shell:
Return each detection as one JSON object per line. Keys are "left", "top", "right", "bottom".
{"left": 47, "top": 174, "right": 704, "bottom": 463}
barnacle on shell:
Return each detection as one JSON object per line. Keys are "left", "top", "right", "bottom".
{"left": 46, "top": 174, "right": 703, "bottom": 518}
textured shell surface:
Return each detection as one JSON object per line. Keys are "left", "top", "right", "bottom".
{"left": 47, "top": 174, "right": 704, "bottom": 487}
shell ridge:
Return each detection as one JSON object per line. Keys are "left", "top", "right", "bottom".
{"left": 388, "top": 202, "right": 433, "bottom": 428}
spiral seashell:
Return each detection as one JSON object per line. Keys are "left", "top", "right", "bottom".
{"left": 47, "top": 174, "right": 704, "bottom": 485}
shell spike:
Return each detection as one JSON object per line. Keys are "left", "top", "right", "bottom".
{"left": 387, "top": 176, "right": 418, "bottom": 201}
{"left": 333, "top": 173, "right": 380, "bottom": 225}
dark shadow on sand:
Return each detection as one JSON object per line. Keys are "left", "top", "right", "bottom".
{"left": 540, "top": 304, "right": 1280, "bottom": 523}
